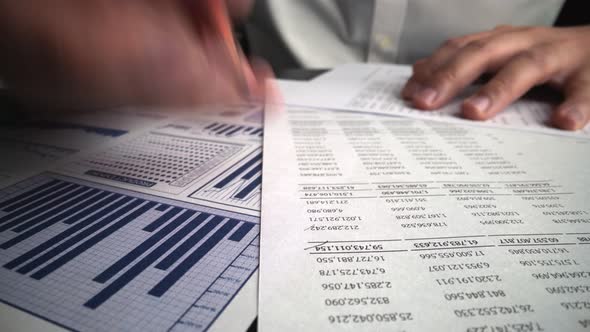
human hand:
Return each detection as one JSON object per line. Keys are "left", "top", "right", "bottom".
{"left": 402, "top": 25, "right": 590, "bottom": 130}
{"left": 0, "top": 0, "right": 269, "bottom": 109}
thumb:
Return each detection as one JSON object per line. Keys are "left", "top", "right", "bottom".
{"left": 551, "top": 70, "right": 590, "bottom": 130}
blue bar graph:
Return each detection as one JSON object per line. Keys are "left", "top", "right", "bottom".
{"left": 228, "top": 222, "right": 255, "bottom": 242}
{"left": 0, "top": 182, "right": 74, "bottom": 224}
{"left": 17, "top": 199, "right": 144, "bottom": 275}
{"left": 143, "top": 206, "right": 182, "bottom": 232}
{"left": 155, "top": 204, "right": 169, "bottom": 212}
{"left": 0, "top": 190, "right": 103, "bottom": 249}
{"left": 234, "top": 175, "right": 262, "bottom": 200}
{"left": 211, "top": 123, "right": 226, "bottom": 131}
{"left": 243, "top": 163, "right": 262, "bottom": 180}
{"left": 0, "top": 174, "right": 260, "bottom": 331}
{"left": 84, "top": 212, "right": 211, "bottom": 308}
{"left": 94, "top": 209, "right": 198, "bottom": 283}
{"left": 216, "top": 125, "right": 236, "bottom": 136}
{"left": 2, "top": 187, "right": 90, "bottom": 233}
{"left": 204, "top": 122, "right": 218, "bottom": 130}
{"left": 202, "top": 122, "right": 263, "bottom": 138}
{"left": 148, "top": 219, "right": 239, "bottom": 297}
{"left": 31, "top": 201, "right": 158, "bottom": 280}
{"left": 1, "top": 181, "right": 71, "bottom": 213}
{"left": 0, "top": 179, "right": 60, "bottom": 210}
{"left": 250, "top": 128, "right": 263, "bottom": 136}
{"left": 13, "top": 188, "right": 99, "bottom": 233}
{"left": 225, "top": 126, "right": 245, "bottom": 136}
{"left": 3, "top": 196, "right": 132, "bottom": 270}
{"left": 189, "top": 149, "right": 263, "bottom": 212}
{"left": 155, "top": 215, "right": 224, "bottom": 270}
{"left": 62, "top": 193, "right": 121, "bottom": 225}
{"left": 213, "top": 153, "right": 262, "bottom": 189}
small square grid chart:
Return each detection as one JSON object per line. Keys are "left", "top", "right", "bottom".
{"left": 0, "top": 173, "right": 259, "bottom": 332}
{"left": 77, "top": 132, "right": 243, "bottom": 189}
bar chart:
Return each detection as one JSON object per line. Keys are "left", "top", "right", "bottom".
{"left": 75, "top": 132, "right": 244, "bottom": 191}
{"left": 202, "top": 122, "right": 263, "bottom": 139}
{"left": 0, "top": 173, "right": 259, "bottom": 331}
{"left": 156, "top": 120, "right": 262, "bottom": 144}
{"left": 190, "top": 149, "right": 263, "bottom": 212}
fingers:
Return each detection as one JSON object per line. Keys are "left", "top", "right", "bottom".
{"left": 402, "top": 29, "right": 503, "bottom": 99}
{"left": 404, "top": 25, "right": 590, "bottom": 132}
{"left": 551, "top": 71, "right": 590, "bottom": 130}
{"left": 402, "top": 26, "right": 518, "bottom": 100}
{"left": 407, "top": 28, "right": 545, "bottom": 110}
{"left": 462, "top": 44, "right": 565, "bottom": 120}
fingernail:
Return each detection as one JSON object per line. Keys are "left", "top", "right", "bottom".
{"left": 466, "top": 95, "right": 491, "bottom": 114}
{"left": 563, "top": 107, "right": 585, "bottom": 125}
{"left": 414, "top": 86, "right": 438, "bottom": 106}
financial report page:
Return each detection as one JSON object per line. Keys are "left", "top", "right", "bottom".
{"left": 259, "top": 105, "right": 590, "bottom": 331}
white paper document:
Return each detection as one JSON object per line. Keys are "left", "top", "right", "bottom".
{"left": 284, "top": 63, "right": 590, "bottom": 138}
{"left": 0, "top": 105, "right": 263, "bottom": 332}
{"left": 259, "top": 104, "right": 590, "bottom": 331}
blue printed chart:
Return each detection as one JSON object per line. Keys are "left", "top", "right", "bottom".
{"left": 201, "top": 122, "right": 263, "bottom": 139}
{"left": 158, "top": 121, "right": 262, "bottom": 141}
{"left": 0, "top": 173, "right": 259, "bottom": 332}
{"left": 190, "top": 150, "right": 262, "bottom": 213}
